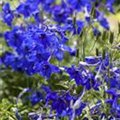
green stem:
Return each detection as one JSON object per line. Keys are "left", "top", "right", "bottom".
{"left": 82, "top": 28, "right": 88, "bottom": 61}
{"left": 83, "top": 38, "right": 85, "bottom": 61}
{"left": 108, "top": 48, "right": 112, "bottom": 99}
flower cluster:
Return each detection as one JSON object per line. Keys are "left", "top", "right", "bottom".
{"left": 2, "top": 24, "right": 72, "bottom": 78}
{"left": 0, "top": 0, "right": 119, "bottom": 120}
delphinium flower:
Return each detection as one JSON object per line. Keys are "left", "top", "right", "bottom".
{"left": 64, "top": 18, "right": 85, "bottom": 35}
{"left": 95, "top": 11, "right": 110, "bottom": 30}
{"left": 93, "top": 27, "right": 101, "bottom": 36}
{"left": 2, "top": 3, "right": 14, "bottom": 26}
{"left": 43, "top": 86, "right": 70, "bottom": 114}
{"left": 41, "top": 85, "right": 87, "bottom": 120}
{"left": 106, "top": 0, "right": 115, "bottom": 13}
{"left": 27, "top": 91, "right": 43, "bottom": 106}
{"left": 36, "top": 61, "right": 61, "bottom": 79}
{"left": 16, "top": 0, "right": 40, "bottom": 18}
{"left": 80, "top": 55, "right": 113, "bottom": 86}
{"left": 52, "top": 0, "right": 73, "bottom": 24}
{"left": 4, "top": 26, "right": 24, "bottom": 50}
{"left": 66, "top": 0, "right": 112, "bottom": 30}
{"left": 65, "top": 64, "right": 100, "bottom": 90}
{"left": 78, "top": 54, "right": 120, "bottom": 119}
{"left": 2, "top": 23, "right": 73, "bottom": 77}
{"left": 105, "top": 89, "right": 120, "bottom": 118}
{"left": 1, "top": 52, "right": 22, "bottom": 71}
{"left": 0, "top": 0, "right": 118, "bottom": 120}
{"left": 39, "top": 0, "right": 55, "bottom": 13}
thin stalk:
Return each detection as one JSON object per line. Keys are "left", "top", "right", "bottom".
{"left": 83, "top": 37, "right": 85, "bottom": 61}
{"left": 82, "top": 28, "right": 89, "bottom": 61}
{"left": 108, "top": 48, "right": 112, "bottom": 99}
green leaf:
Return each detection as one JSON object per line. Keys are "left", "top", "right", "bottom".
{"left": 75, "top": 85, "right": 84, "bottom": 94}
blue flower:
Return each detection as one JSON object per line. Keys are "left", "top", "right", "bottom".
{"left": 1, "top": 52, "right": 22, "bottom": 71}
{"left": 75, "top": 102, "right": 86, "bottom": 116}
{"left": 69, "top": 48, "right": 77, "bottom": 56}
{"left": 65, "top": 65, "right": 82, "bottom": 86}
{"left": 65, "top": 65, "right": 98, "bottom": 90}
{"left": 76, "top": 20, "right": 84, "bottom": 34}
{"left": 4, "top": 26, "right": 24, "bottom": 49}
{"left": 52, "top": 1, "right": 72, "bottom": 24}
{"left": 16, "top": 1, "right": 39, "bottom": 18}
{"left": 106, "top": 0, "right": 115, "bottom": 13}
{"left": 30, "top": 91, "right": 43, "bottom": 106}
{"left": 38, "top": 62, "right": 60, "bottom": 79}
{"left": 116, "top": 105, "right": 120, "bottom": 113}
{"left": 67, "top": 0, "right": 82, "bottom": 11}
{"left": 52, "top": 98, "right": 67, "bottom": 114}
{"left": 105, "top": 89, "right": 117, "bottom": 97}
{"left": 26, "top": 90, "right": 43, "bottom": 106}
{"left": 69, "top": 101, "right": 86, "bottom": 120}
{"left": 54, "top": 51, "right": 64, "bottom": 62}
{"left": 2, "top": 3, "right": 14, "bottom": 26}
{"left": 33, "top": 12, "right": 41, "bottom": 23}
{"left": 26, "top": 0, "right": 40, "bottom": 4}
{"left": 100, "top": 17, "right": 110, "bottom": 30}
{"left": 85, "top": 56, "right": 101, "bottom": 65}
{"left": 65, "top": 18, "right": 84, "bottom": 35}
{"left": 93, "top": 28, "right": 101, "bottom": 36}
{"left": 96, "top": 11, "right": 110, "bottom": 30}
{"left": 43, "top": 86, "right": 73, "bottom": 116}
{"left": 110, "top": 76, "right": 119, "bottom": 88}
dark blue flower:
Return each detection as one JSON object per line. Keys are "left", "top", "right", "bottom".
{"left": 69, "top": 48, "right": 77, "bottom": 56}
{"left": 96, "top": 12, "right": 110, "bottom": 30}
{"left": 52, "top": 98, "right": 67, "bottom": 114}
{"left": 106, "top": 0, "right": 115, "bottom": 13}
{"left": 38, "top": 62, "right": 60, "bottom": 79}
{"left": 33, "top": 11, "right": 41, "bottom": 23}
{"left": 116, "top": 105, "right": 120, "bottom": 116}
{"left": 54, "top": 51, "right": 64, "bottom": 62}
{"left": 110, "top": 76, "right": 119, "bottom": 88}
{"left": 2, "top": 3, "right": 14, "bottom": 26}
{"left": 65, "top": 65, "right": 83, "bottom": 86}
{"left": 75, "top": 102, "right": 86, "bottom": 116}
{"left": 17, "top": 1, "right": 39, "bottom": 18}
{"left": 85, "top": 56, "right": 101, "bottom": 65}
{"left": 76, "top": 20, "right": 84, "bottom": 34}
{"left": 105, "top": 89, "right": 116, "bottom": 96}
{"left": 4, "top": 26, "right": 24, "bottom": 49}
{"left": 1, "top": 52, "right": 22, "bottom": 71}
{"left": 63, "top": 18, "right": 84, "bottom": 35}
{"left": 26, "top": 0, "right": 40, "bottom": 4}
{"left": 52, "top": 1, "right": 72, "bottom": 24}
{"left": 67, "top": 0, "right": 82, "bottom": 11}
{"left": 93, "top": 28, "right": 101, "bottom": 36}
{"left": 30, "top": 91, "right": 43, "bottom": 106}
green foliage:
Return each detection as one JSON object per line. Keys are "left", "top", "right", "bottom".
{"left": 0, "top": 99, "right": 17, "bottom": 120}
